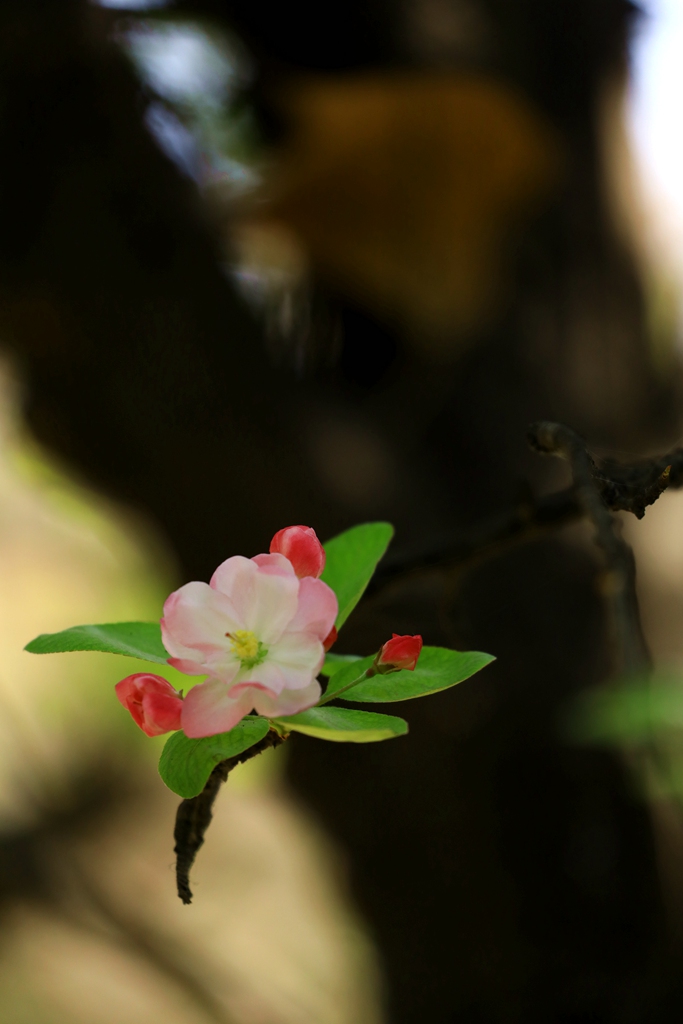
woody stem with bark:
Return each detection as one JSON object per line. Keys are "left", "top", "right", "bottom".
{"left": 528, "top": 421, "right": 651, "bottom": 678}
{"left": 174, "top": 729, "right": 285, "bottom": 904}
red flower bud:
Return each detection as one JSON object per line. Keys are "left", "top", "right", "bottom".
{"left": 377, "top": 634, "right": 423, "bottom": 672}
{"left": 115, "top": 673, "right": 183, "bottom": 737}
{"left": 323, "top": 625, "right": 338, "bottom": 652}
{"left": 270, "top": 525, "right": 326, "bottom": 579}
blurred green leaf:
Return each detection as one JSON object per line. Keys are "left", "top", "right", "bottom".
{"left": 25, "top": 622, "right": 169, "bottom": 664}
{"left": 323, "top": 645, "right": 495, "bottom": 702}
{"left": 272, "top": 705, "right": 407, "bottom": 742}
{"left": 321, "top": 522, "right": 394, "bottom": 629}
{"left": 158, "top": 717, "right": 271, "bottom": 798}
{"left": 321, "top": 652, "right": 363, "bottom": 677}
{"left": 570, "top": 675, "right": 683, "bottom": 744}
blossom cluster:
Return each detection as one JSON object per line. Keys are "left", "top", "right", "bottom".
{"left": 116, "top": 525, "right": 422, "bottom": 739}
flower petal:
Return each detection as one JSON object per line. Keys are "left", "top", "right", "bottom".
{"left": 181, "top": 678, "right": 255, "bottom": 738}
{"left": 251, "top": 552, "right": 297, "bottom": 577}
{"left": 210, "top": 555, "right": 299, "bottom": 644}
{"left": 252, "top": 678, "right": 322, "bottom": 718}
{"left": 167, "top": 657, "right": 210, "bottom": 677}
{"left": 210, "top": 555, "right": 258, "bottom": 602}
{"left": 286, "top": 577, "right": 338, "bottom": 641}
{"left": 162, "top": 581, "right": 242, "bottom": 675}
{"left": 263, "top": 632, "right": 325, "bottom": 690}
{"left": 229, "top": 681, "right": 275, "bottom": 697}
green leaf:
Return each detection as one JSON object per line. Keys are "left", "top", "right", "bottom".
{"left": 321, "top": 652, "right": 363, "bottom": 677}
{"left": 24, "top": 621, "right": 169, "bottom": 664}
{"left": 272, "top": 706, "right": 407, "bottom": 743}
{"left": 321, "top": 522, "right": 394, "bottom": 629}
{"left": 323, "top": 646, "right": 495, "bottom": 703}
{"left": 568, "top": 673, "right": 683, "bottom": 745}
{"left": 158, "top": 717, "right": 271, "bottom": 798}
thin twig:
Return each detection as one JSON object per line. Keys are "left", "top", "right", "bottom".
{"left": 174, "top": 729, "right": 285, "bottom": 904}
{"left": 370, "top": 437, "right": 683, "bottom": 599}
{"left": 370, "top": 487, "right": 582, "bottom": 593}
{"left": 528, "top": 421, "right": 652, "bottom": 677}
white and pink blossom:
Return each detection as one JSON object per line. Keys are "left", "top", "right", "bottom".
{"left": 161, "top": 550, "right": 337, "bottom": 737}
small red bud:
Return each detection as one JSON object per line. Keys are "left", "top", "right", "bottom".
{"left": 323, "top": 626, "right": 338, "bottom": 652}
{"left": 270, "top": 525, "right": 326, "bottom": 579}
{"left": 377, "top": 634, "right": 423, "bottom": 672}
{"left": 115, "top": 673, "right": 183, "bottom": 737}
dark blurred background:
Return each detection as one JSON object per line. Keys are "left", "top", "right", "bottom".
{"left": 3, "top": 0, "right": 683, "bottom": 1021}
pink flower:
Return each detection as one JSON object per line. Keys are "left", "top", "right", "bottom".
{"left": 115, "top": 673, "right": 183, "bottom": 737}
{"left": 377, "top": 634, "right": 423, "bottom": 672}
{"left": 161, "top": 551, "right": 338, "bottom": 738}
{"left": 269, "top": 525, "right": 326, "bottom": 579}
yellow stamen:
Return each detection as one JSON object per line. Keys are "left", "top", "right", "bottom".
{"left": 228, "top": 629, "right": 260, "bottom": 662}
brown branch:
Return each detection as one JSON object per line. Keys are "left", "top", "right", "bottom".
{"left": 370, "top": 486, "right": 583, "bottom": 593}
{"left": 524, "top": 424, "right": 683, "bottom": 809}
{"left": 527, "top": 421, "right": 655, "bottom": 677}
{"left": 174, "top": 729, "right": 285, "bottom": 904}
{"left": 370, "top": 434, "right": 683, "bottom": 597}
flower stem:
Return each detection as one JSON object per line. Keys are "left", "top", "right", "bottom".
{"left": 317, "top": 667, "right": 373, "bottom": 706}
{"left": 174, "top": 728, "right": 285, "bottom": 903}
